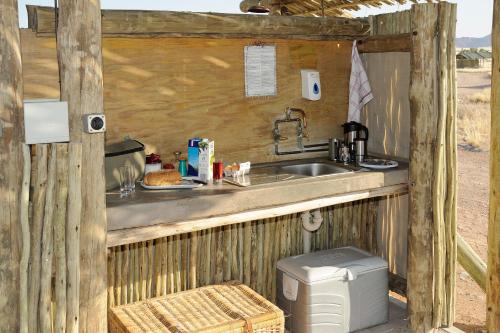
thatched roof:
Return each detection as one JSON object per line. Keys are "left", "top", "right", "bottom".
{"left": 241, "top": 0, "right": 438, "bottom": 17}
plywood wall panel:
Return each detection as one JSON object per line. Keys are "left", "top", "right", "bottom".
{"left": 21, "top": 29, "right": 350, "bottom": 164}
{"left": 21, "top": 30, "right": 59, "bottom": 99}
{"left": 361, "top": 52, "right": 411, "bottom": 159}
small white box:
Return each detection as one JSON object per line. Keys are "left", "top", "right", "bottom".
{"left": 198, "top": 139, "right": 214, "bottom": 183}
{"left": 277, "top": 247, "right": 388, "bottom": 333}
{"left": 301, "top": 69, "right": 321, "bottom": 101}
{"left": 24, "top": 99, "right": 69, "bottom": 144}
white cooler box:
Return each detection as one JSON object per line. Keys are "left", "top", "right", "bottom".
{"left": 276, "top": 246, "right": 388, "bottom": 333}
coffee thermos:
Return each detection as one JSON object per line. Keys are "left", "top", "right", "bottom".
{"left": 329, "top": 122, "right": 369, "bottom": 164}
{"left": 328, "top": 138, "right": 340, "bottom": 161}
{"left": 342, "top": 121, "right": 369, "bottom": 146}
{"left": 354, "top": 138, "right": 367, "bottom": 163}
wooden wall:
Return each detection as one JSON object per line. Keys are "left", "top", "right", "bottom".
{"left": 107, "top": 199, "right": 379, "bottom": 308}
{"left": 360, "top": 52, "right": 410, "bottom": 279}
{"left": 20, "top": 29, "right": 351, "bottom": 164}
{"left": 361, "top": 52, "right": 410, "bottom": 160}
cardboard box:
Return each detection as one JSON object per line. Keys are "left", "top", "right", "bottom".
{"left": 198, "top": 139, "right": 214, "bottom": 183}
{"left": 187, "top": 138, "right": 202, "bottom": 177}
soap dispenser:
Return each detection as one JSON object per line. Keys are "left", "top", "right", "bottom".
{"left": 301, "top": 69, "right": 321, "bottom": 101}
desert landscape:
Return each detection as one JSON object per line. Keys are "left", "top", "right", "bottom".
{"left": 454, "top": 68, "right": 491, "bottom": 332}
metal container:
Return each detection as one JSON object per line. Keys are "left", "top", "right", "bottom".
{"left": 105, "top": 139, "right": 145, "bottom": 190}
{"left": 328, "top": 138, "right": 340, "bottom": 161}
{"left": 342, "top": 121, "right": 369, "bottom": 147}
{"left": 355, "top": 138, "right": 367, "bottom": 163}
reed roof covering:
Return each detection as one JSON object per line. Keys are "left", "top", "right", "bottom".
{"left": 248, "top": 0, "right": 439, "bottom": 17}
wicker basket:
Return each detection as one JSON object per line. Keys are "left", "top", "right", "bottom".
{"left": 109, "top": 282, "right": 285, "bottom": 333}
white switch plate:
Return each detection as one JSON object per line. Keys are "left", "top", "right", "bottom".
{"left": 24, "top": 99, "right": 70, "bottom": 144}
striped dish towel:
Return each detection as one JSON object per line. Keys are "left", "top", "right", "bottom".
{"left": 348, "top": 40, "right": 373, "bottom": 122}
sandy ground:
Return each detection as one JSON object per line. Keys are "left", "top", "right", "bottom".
{"left": 453, "top": 69, "right": 490, "bottom": 333}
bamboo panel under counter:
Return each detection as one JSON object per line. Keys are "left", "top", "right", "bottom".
{"left": 107, "top": 199, "right": 379, "bottom": 307}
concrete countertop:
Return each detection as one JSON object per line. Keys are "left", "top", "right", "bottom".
{"left": 107, "top": 158, "right": 408, "bottom": 245}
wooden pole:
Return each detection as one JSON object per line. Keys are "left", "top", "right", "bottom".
{"left": 189, "top": 232, "right": 198, "bottom": 289}
{"left": 408, "top": 3, "right": 457, "bottom": 331}
{"left": 66, "top": 143, "right": 82, "bottom": 333}
{"left": 20, "top": 145, "right": 31, "bottom": 333}
{"left": 223, "top": 227, "right": 231, "bottom": 282}
{"left": 487, "top": 0, "right": 500, "bottom": 330}
{"left": 444, "top": 3, "right": 458, "bottom": 323}
{"left": 29, "top": 145, "right": 48, "bottom": 333}
{"left": 56, "top": 0, "right": 107, "bottom": 331}
{"left": 0, "top": 0, "right": 24, "bottom": 330}
{"left": 39, "top": 145, "right": 56, "bottom": 332}
{"left": 54, "top": 144, "right": 69, "bottom": 332}
{"left": 457, "top": 234, "right": 486, "bottom": 291}
{"left": 408, "top": 4, "right": 440, "bottom": 332}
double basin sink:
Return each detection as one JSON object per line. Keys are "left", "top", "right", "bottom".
{"left": 225, "top": 159, "right": 357, "bottom": 187}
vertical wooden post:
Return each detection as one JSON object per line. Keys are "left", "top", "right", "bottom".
{"left": 408, "top": 6, "right": 439, "bottom": 329}
{"left": 0, "top": 0, "right": 24, "bottom": 331}
{"left": 487, "top": 0, "right": 500, "bottom": 330}
{"left": 408, "top": 2, "right": 457, "bottom": 332}
{"left": 56, "top": 0, "right": 107, "bottom": 331}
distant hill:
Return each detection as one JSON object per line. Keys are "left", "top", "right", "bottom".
{"left": 456, "top": 34, "right": 491, "bottom": 49}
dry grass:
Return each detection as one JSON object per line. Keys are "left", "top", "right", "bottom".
{"left": 457, "top": 101, "right": 491, "bottom": 150}
{"left": 468, "top": 88, "right": 491, "bottom": 104}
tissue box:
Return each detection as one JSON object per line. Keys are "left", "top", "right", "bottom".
{"left": 187, "top": 138, "right": 202, "bottom": 177}
{"left": 198, "top": 140, "right": 214, "bottom": 183}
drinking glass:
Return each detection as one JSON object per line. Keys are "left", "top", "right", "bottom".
{"left": 119, "top": 165, "right": 134, "bottom": 198}
{"left": 213, "top": 160, "right": 224, "bottom": 184}
{"left": 178, "top": 158, "right": 188, "bottom": 177}
{"left": 126, "top": 165, "right": 136, "bottom": 193}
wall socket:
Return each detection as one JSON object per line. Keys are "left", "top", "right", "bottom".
{"left": 83, "top": 114, "right": 106, "bottom": 133}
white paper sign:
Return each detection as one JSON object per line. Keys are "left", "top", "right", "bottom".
{"left": 244, "top": 45, "right": 277, "bottom": 97}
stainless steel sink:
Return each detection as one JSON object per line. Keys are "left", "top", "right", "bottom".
{"left": 278, "top": 163, "right": 352, "bottom": 177}
{"left": 225, "top": 160, "right": 354, "bottom": 187}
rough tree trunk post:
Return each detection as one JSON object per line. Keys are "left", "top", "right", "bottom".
{"left": 408, "top": 5, "right": 439, "bottom": 331}
{"left": 487, "top": 0, "right": 500, "bottom": 330}
{"left": 408, "top": 2, "right": 457, "bottom": 332}
{"left": 56, "top": 0, "right": 107, "bottom": 332}
{"left": 0, "top": 0, "right": 24, "bottom": 331}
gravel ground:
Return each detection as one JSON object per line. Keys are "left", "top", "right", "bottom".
{"left": 453, "top": 69, "right": 490, "bottom": 333}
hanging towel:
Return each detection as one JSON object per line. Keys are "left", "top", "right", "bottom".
{"left": 348, "top": 41, "right": 373, "bottom": 123}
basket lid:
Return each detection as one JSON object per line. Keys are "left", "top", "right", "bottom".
{"left": 277, "top": 246, "right": 387, "bottom": 284}
{"left": 109, "top": 283, "right": 284, "bottom": 332}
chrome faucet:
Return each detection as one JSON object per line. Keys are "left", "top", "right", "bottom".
{"left": 273, "top": 107, "right": 328, "bottom": 155}
{"left": 273, "top": 107, "right": 308, "bottom": 153}
{"left": 285, "top": 107, "right": 307, "bottom": 133}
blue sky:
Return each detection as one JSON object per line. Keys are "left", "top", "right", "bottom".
{"left": 18, "top": 0, "right": 493, "bottom": 38}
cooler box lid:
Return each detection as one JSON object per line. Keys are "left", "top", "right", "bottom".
{"left": 277, "top": 246, "right": 387, "bottom": 284}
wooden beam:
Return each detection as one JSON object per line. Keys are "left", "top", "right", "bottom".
{"left": 0, "top": 0, "right": 24, "bottom": 331}
{"left": 457, "top": 233, "right": 486, "bottom": 291}
{"left": 357, "top": 34, "right": 411, "bottom": 53}
{"left": 27, "top": 5, "right": 370, "bottom": 39}
{"left": 107, "top": 184, "right": 408, "bottom": 247}
{"left": 56, "top": 1, "right": 107, "bottom": 332}
{"left": 487, "top": 0, "right": 500, "bottom": 330}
